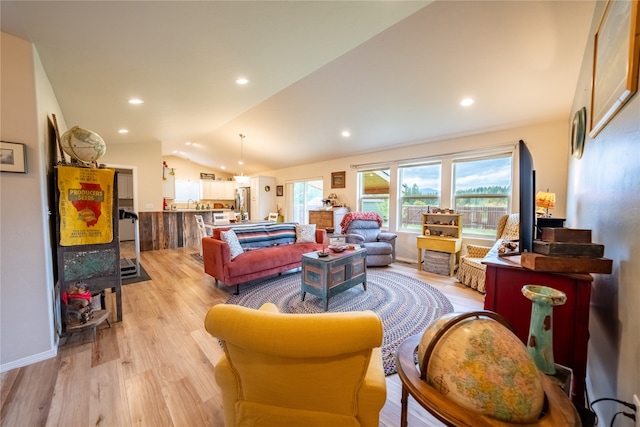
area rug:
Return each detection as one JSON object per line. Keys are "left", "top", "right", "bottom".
{"left": 226, "top": 269, "right": 454, "bottom": 376}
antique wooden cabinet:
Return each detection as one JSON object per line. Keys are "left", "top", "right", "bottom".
{"left": 309, "top": 207, "right": 349, "bottom": 233}
{"left": 483, "top": 254, "right": 592, "bottom": 406}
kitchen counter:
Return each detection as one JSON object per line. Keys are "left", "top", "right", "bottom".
{"left": 139, "top": 210, "right": 236, "bottom": 251}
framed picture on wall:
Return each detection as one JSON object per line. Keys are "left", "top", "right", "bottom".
{"left": 276, "top": 185, "right": 283, "bottom": 196}
{"left": 331, "top": 171, "right": 346, "bottom": 188}
{"left": 590, "top": 0, "right": 640, "bottom": 137}
{"left": 0, "top": 141, "right": 27, "bottom": 173}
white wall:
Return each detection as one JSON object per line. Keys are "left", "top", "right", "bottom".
{"left": 162, "top": 155, "right": 234, "bottom": 183}
{"left": 264, "top": 119, "right": 570, "bottom": 262}
{"left": 101, "top": 141, "right": 163, "bottom": 212}
{"left": 567, "top": 2, "right": 640, "bottom": 421}
{"left": 0, "top": 32, "right": 61, "bottom": 371}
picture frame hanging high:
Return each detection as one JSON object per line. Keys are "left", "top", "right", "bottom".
{"left": 589, "top": 0, "right": 640, "bottom": 138}
{"left": 331, "top": 171, "right": 346, "bottom": 189}
{"left": 0, "top": 141, "right": 27, "bottom": 173}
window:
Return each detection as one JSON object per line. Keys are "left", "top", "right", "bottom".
{"left": 358, "top": 168, "right": 390, "bottom": 228}
{"left": 453, "top": 154, "right": 512, "bottom": 237}
{"left": 399, "top": 162, "right": 441, "bottom": 231}
{"left": 292, "top": 179, "right": 323, "bottom": 224}
{"left": 175, "top": 179, "right": 200, "bottom": 203}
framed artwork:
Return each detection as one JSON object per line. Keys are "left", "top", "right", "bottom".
{"left": 276, "top": 185, "right": 283, "bottom": 196}
{"left": 331, "top": 171, "right": 346, "bottom": 189}
{"left": 589, "top": 0, "right": 640, "bottom": 138}
{"left": 0, "top": 141, "right": 27, "bottom": 173}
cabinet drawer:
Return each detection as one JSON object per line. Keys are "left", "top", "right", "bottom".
{"left": 416, "top": 236, "right": 461, "bottom": 253}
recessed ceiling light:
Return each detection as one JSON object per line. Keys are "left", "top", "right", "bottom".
{"left": 221, "top": 166, "right": 226, "bottom": 170}
{"left": 235, "top": 77, "right": 249, "bottom": 85}
{"left": 341, "top": 130, "right": 351, "bottom": 137}
{"left": 460, "top": 98, "right": 474, "bottom": 107}
{"left": 128, "top": 98, "right": 144, "bottom": 104}
{"left": 185, "top": 141, "right": 192, "bottom": 145}
{"left": 118, "top": 129, "right": 129, "bottom": 134}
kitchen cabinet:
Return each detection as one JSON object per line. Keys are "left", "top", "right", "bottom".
{"left": 309, "top": 207, "right": 349, "bottom": 233}
{"left": 249, "top": 176, "right": 276, "bottom": 221}
{"left": 117, "top": 173, "right": 134, "bottom": 199}
{"left": 201, "top": 180, "right": 237, "bottom": 200}
{"left": 162, "top": 171, "right": 175, "bottom": 199}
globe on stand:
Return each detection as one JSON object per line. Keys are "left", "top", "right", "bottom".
{"left": 60, "top": 126, "right": 106, "bottom": 166}
{"left": 417, "top": 311, "right": 545, "bottom": 423}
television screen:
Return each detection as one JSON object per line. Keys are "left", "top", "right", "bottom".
{"left": 518, "top": 140, "right": 535, "bottom": 253}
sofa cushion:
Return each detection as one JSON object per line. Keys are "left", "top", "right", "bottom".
{"left": 295, "top": 224, "right": 316, "bottom": 243}
{"left": 232, "top": 223, "right": 297, "bottom": 249}
{"left": 221, "top": 230, "right": 244, "bottom": 259}
{"left": 226, "top": 243, "right": 322, "bottom": 278}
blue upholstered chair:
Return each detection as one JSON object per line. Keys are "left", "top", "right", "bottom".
{"left": 340, "top": 212, "right": 397, "bottom": 267}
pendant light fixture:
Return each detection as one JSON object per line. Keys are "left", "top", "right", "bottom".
{"left": 234, "top": 134, "right": 250, "bottom": 183}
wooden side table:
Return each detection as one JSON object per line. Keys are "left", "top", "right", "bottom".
{"left": 416, "top": 235, "right": 462, "bottom": 276}
{"left": 395, "top": 334, "right": 581, "bottom": 427}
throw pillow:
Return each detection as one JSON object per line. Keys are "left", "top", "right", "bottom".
{"left": 295, "top": 224, "right": 316, "bottom": 243}
{"left": 221, "top": 230, "right": 244, "bottom": 259}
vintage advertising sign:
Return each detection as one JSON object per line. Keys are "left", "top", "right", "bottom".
{"left": 58, "top": 166, "right": 114, "bottom": 246}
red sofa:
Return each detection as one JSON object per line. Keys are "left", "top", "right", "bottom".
{"left": 202, "top": 223, "right": 327, "bottom": 294}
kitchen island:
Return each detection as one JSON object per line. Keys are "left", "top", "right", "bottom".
{"left": 139, "top": 210, "right": 234, "bottom": 251}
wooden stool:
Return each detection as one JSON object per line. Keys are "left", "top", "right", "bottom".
{"left": 64, "top": 309, "right": 111, "bottom": 342}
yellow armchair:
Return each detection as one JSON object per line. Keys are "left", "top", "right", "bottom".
{"left": 457, "top": 213, "right": 519, "bottom": 293}
{"left": 204, "top": 303, "right": 387, "bottom": 427}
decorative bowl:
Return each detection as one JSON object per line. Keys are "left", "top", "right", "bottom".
{"left": 328, "top": 245, "right": 348, "bottom": 253}
{"left": 317, "top": 251, "right": 330, "bottom": 257}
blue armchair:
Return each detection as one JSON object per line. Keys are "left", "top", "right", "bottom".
{"left": 340, "top": 212, "right": 397, "bottom": 267}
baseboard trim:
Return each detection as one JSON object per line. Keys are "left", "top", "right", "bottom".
{"left": 0, "top": 347, "right": 57, "bottom": 373}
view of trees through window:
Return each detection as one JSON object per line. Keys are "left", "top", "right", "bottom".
{"left": 399, "top": 163, "right": 441, "bottom": 230}
{"left": 293, "top": 179, "right": 323, "bottom": 224}
{"left": 358, "top": 169, "right": 390, "bottom": 227}
{"left": 453, "top": 155, "right": 512, "bottom": 236}
{"left": 356, "top": 150, "right": 513, "bottom": 236}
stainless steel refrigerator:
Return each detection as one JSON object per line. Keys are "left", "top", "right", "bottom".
{"left": 235, "top": 186, "right": 251, "bottom": 220}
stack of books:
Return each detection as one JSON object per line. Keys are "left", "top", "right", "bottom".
{"left": 521, "top": 228, "right": 612, "bottom": 274}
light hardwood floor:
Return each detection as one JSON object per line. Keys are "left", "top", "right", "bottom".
{"left": 1, "top": 243, "right": 483, "bottom": 427}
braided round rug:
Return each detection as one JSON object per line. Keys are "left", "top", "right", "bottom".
{"left": 226, "top": 269, "right": 454, "bottom": 376}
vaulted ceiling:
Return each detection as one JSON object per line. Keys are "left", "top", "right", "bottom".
{"left": 1, "top": 1, "right": 596, "bottom": 175}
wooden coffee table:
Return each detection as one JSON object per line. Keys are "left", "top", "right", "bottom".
{"left": 301, "top": 247, "right": 367, "bottom": 311}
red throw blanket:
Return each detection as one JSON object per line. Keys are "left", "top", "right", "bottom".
{"left": 340, "top": 212, "right": 383, "bottom": 234}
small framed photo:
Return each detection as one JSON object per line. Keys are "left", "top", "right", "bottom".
{"left": 0, "top": 141, "right": 27, "bottom": 173}
{"left": 276, "top": 185, "right": 283, "bottom": 196}
{"left": 331, "top": 171, "right": 345, "bottom": 189}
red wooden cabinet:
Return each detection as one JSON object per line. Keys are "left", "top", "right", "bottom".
{"left": 483, "top": 255, "right": 592, "bottom": 407}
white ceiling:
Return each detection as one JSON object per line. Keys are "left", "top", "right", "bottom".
{"left": 1, "top": 1, "right": 596, "bottom": 176}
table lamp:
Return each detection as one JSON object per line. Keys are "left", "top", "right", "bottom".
{"left": 535, "top": 190, "right": 556, "bottom": 217}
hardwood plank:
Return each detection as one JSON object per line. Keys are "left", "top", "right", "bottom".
{"left": 126, "top": 370, "right": 173, "bottom": 427}
{"left": 45, "top": 350, "right": 93, "bottom": 427}
{"left": 89, "top": 359, "right": 132, "bottom": 426}
{"left": 1, "top": 244, "right": 484, "bottom": 427}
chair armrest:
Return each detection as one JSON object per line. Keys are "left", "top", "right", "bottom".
{"left": 377, "top": 232, "right": 397, "bottom": 243}
{"left": 465, "top": 244, "right": 491, "bottom": 258}
{"left": 345, "top": 233, "right": 365, "bottom": 245}
{"left": 357, "top": 347, "right": 387, "bottom": 425}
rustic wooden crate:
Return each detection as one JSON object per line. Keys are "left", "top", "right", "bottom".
{"left": 541, "top": 228, "right": 592, "bottom": 243}
{"left": 521, "top": 253, "right": 612, "bottom": 274}
{"left": 533, "top": 241, "right": 604, "bottom": 257}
